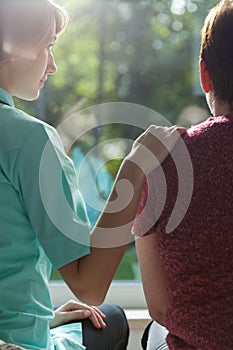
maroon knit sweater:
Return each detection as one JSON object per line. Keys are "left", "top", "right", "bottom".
{"left": 133, "top": 116, "right": 233, "bottom": 349}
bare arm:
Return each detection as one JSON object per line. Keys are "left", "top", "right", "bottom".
{"left": 135, "top": 232, "right": 170, "bottom": 326}
{"left": 59, "top": 160, "right": 144, "bottom": 305}
{"left": 59, "top": 126, "right": 185, "bottom": 305}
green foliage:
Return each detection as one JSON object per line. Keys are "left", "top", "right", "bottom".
{"left": 16, "top": 0, "right": 219, "bottom": 128}
{"left": 14, "top": 0, "right": 219, "bottom": 281}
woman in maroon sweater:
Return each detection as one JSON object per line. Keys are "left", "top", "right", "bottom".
{"left": 133, "top": 1, "right": 233, "bottom": 349}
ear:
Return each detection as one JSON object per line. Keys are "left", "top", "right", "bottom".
{"left": 200, "top": 59, "right": 213, "bottom": 93}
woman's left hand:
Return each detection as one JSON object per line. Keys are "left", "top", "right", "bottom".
{"left": 125, "top": 125, "right": 187, "bottom": 176}
{"left": 49, "top": 299, "right": 106, "bottom": 329}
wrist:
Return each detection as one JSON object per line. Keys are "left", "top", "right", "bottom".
{"left": 49, "top": 317, "right": 57, "bottom": 329}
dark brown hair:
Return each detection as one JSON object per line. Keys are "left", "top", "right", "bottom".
{"left": 200, "top": 0, "right": 233, "bottom": 104}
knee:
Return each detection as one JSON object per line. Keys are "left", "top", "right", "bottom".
{"left": 112, "top": 304, "right": 128, "bottom": 328}
{"left": 99, "top": 304, "right": 129, "bottom": 336}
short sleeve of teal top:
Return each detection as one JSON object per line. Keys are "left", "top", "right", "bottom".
{"left": 0, "top": 88, "right": 90, "bottom": 349}
{"left": 0, "top": 92, "right": 90, "bottom": 268}
{"left": 15, "top": 116, "right": 91, "bottom": 269}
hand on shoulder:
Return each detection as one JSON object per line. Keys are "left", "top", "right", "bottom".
{"left": 125, "top": 125, "right": 186, "bottom": 175}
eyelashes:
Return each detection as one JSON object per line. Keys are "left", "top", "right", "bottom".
{"left": 48, "top": 41, "right": 56, "bottom": 50}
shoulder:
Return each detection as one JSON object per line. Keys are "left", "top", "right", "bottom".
{"left": 184, "top": 115, "right": 233, "bottom": 145}
{"left": 0, "top": 106, "right": 59, "bottom": 155}
{"left": 1, "top": 105, "right": 55, "bottom": 134}
{"left": 176, "top": 115, "right": 233, "bottom": 166}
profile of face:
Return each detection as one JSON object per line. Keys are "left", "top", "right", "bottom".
{"left": 7, "top": 16, "right": 58, "bottom": 101}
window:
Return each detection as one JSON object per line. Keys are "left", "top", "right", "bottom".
{"left": 16, "top": 0, "right": 218, "bottom": 288}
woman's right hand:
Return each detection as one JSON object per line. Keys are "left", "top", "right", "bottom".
{"left": 0, "top": 341, "right": 26, "bottom": 350}
{"left": 50, "top": 299, "right": 106, "bottom": 330}
{"left": 125, "top": 125, "right": 186, "bottom": 175}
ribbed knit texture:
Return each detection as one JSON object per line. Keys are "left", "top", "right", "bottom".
{"left": 133, "top": 116, "right": 233, "bottom": 349}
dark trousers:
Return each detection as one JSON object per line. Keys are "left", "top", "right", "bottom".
{"left": 82, "top": 304, "right": 129, "bottom": 350}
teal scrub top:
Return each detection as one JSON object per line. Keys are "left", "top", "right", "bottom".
{"left": 0, "top": 88, "right": 90, "bottom": 349}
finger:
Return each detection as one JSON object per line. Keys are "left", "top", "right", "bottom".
{"left": 61, "top": 310, "right": 92, "bottom": 324}
{"left": 64, "top": 301, "right": 106, "bottom": 321}
{"left": 147, "top": 125, "right": 185, "bottom": 150}
{"left": 88, "top": 309, "right": 106, "bottom": 329}
{"left": 56, "top": 301, "right": 107, "bottom": 327}
{"left": 168, "top": 125, "right": 186, "bottom": 135}
{"left": 88, "top": 310, "right": 102, "bottom": 328}
{"left": 63, "top": 300, "right": 81, "bottom": 312}
{"left": 92, "top": 310, "right": 106, "bottom": 328}
{"left": 134, "top": 125, "right": 180, "bottom": 146}
{"left": 176, "top": 127, "right": 187, "bottom": 134}
{"left": 0, "top": 345, "right": 26, "bottom": 350}
{"left": 148, "top": 124, "right": 186, "bottom": 135}
{"left": 173, "top": 125, "right": 187, "bottom": 131}
{"left": 59, "top": 300, "right": 89, "bottom": 313}
{"left": 91, "top": 306, "right": 106, "bottom": 319}
{"left": 146, "top": 125, "right": 183, "bottom": 137}
{"left": 76, "top": 305, "right": 106, "bottom": 328}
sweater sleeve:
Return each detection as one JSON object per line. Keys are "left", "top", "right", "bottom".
{"left": 132, "top": 176, "right": 158, "bottom": 237}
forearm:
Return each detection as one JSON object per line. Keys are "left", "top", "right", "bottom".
{"left": 75, "top": 159, "right": 145, "bottom": 303}
{"left": 59, "top": 125, "right": 185, "bottom": 305}
{"left": 91, "top": 159, "right": 145, "bottom": 244}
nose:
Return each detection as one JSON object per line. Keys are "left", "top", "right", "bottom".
{"left": 47, "top": 52, "right": 57, "bottom": 76}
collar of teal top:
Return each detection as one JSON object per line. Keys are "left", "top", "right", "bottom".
{"left": 0, "top": 88, "right": 15, "bottom": 107}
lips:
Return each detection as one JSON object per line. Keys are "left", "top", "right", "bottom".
{"left": 40, "top": 77, "right": 47, "bottom": 84}
{"left": 39, "top": 78, "right": 47, "bottom": 88}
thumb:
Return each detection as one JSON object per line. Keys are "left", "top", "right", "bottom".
{"left": 174, "top": 126, "right": 187, "bottom": 135}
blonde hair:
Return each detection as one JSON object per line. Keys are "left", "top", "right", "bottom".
{"left": 200, "top": 0, "right": 233, "bottom": 104}
{"left": 0, "top": 0, "right": 68, "bottom": 61}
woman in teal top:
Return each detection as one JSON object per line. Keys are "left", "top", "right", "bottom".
{"left": 0, "top": 1, "right": 185, "bottom": 349}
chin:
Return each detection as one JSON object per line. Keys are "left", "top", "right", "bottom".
{"left": 16, "top": 90, "right": 40, "bottom": 102}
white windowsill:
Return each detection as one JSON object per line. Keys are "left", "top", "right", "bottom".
{"left": 49, "top": 281, "right": 147, "bottom": 309}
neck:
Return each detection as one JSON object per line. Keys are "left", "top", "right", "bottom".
{"left": 207, "top": 92, "right": 233, "bottom": 117}
{"left": 0, "top": 62, "right": 13, "bottom": 97}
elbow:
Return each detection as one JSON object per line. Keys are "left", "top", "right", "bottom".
{"left": 77, "top": 293, "right": 105, "bottom": 307}
{"left": 72, "top": 285, "right": 107, "bottom": 306}
{"left": 148, "top": 307, "right": 167, "bottom": 327}
{"left": 146, "top": 297, "right": 170, "bottom": 327}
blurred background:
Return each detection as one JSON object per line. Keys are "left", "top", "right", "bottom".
{"left": 15, "top": 0, "right": 218, "bottom": 281}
